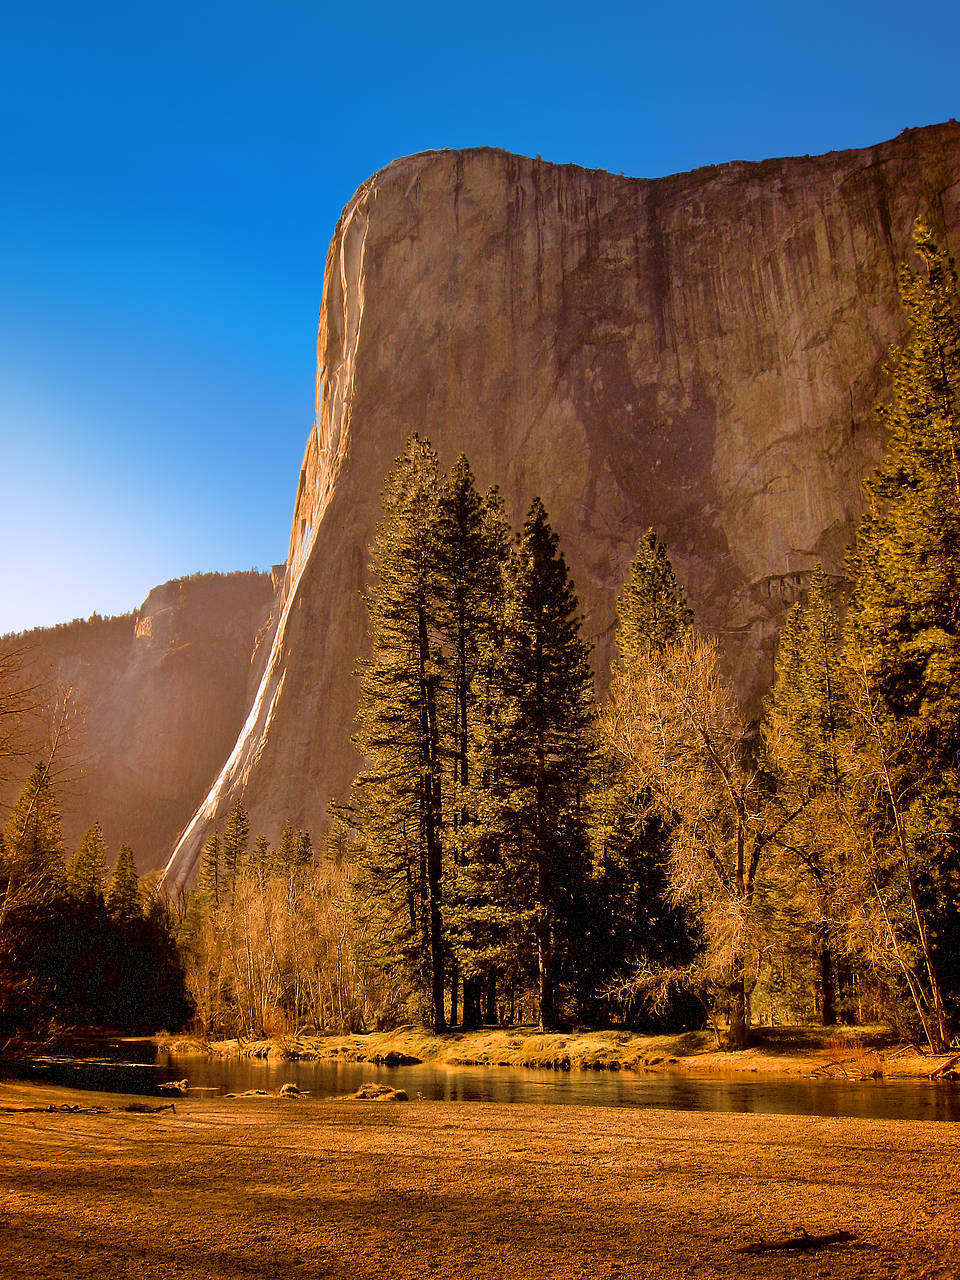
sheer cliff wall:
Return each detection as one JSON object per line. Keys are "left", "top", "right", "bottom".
{"left": 2, "top": 571, "right": 278, "bottom": 870}
{"left": 162, "top": 124, "right": 960, "bottom": 887}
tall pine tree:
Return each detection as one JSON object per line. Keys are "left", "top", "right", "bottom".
{"left": 67, "top": 822, "right": 107, "bottom": 906}
{"left": 105, "top": 844, "right": 141, "bottom": 926}
{"left": 434, "top": 458, "right": 511, "bottom": 1027}
{"left": 844, "top": 219, "right": 960, "bottom": 1046}
{"left": 221, "top": 801, "right": 250, "bottom": 893}
{"left": 350, "top": 435, "right": 448, "bottom": 1031}
{"left": 461, "top": 498, "right": 594, "bottom": 1030}
{"left": 764, "top": 566, "right": 853, "bottom": 1024}
{"left": 592, "top": 530, "right": 697, "bottom": 1026}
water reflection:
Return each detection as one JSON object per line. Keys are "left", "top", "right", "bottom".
{"left": 12, "top": 1050, "right": 959, "bottom": 1122}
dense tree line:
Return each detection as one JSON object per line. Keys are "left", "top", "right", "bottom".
{"left": 0, "top": 761, "right": 189, "bottom": 1045}
{"left": 174, "top": 803, "right": 388, "bottom": 1037}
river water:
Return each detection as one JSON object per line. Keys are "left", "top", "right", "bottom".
{"left": 10, "top": 1049, "right": 960, "bottom": 1122}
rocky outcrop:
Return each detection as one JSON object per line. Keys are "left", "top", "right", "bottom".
{"left": 157, "top": 124, "right": 960, "bottom": 888}
{"left": 2, "top": 572, "right": 279, "bottom": 870}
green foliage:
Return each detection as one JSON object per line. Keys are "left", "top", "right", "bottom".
{"left": 615, "top": 528, "right": 692, "bottom": 666}
{"left": 458, "top": 498, "right": 595, "bottom": 1030}
{"left": 68, "top": 822, "right": 107, "bottom": 905}
{"left": 105, "top": 844, "right": 141, "bottom": 926}
{"left": 0, "top": 769, "right": 188, "bottom": 1039}
{"left": 764, "top": 567, "right": 856, "bottom": 1024}
{"left": 1, "top": 761, "right": 66, "bottom": 908}
{"left": 848, "top": 219, "right": 960, "bottom": 778}
{"left": 198, "top": 833, "right": 221, "bottom": 908}
{"left": 350, "top": 435, "right": 448, "bottom": 1031}
{"left": 221, "top": 800, "right": 250, "bottom": 891}
{"left": 591, "top": 530, "right": 699, "bottom": 1026}
{"left": 844, "top": 219, "right": 960, "bottom": 1044}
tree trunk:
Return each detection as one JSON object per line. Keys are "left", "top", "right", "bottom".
{"left": 727, "top": 974, "right": 748, "bottom": 1050}
{"left": 485, "top": 969, "right": 498, "bottom": 1025}
{"left": 819, "top": 934, "right": 837, "bottom": 1026}
{"left": 462, "top": 974, "right": 482, "bottom": 1030}
{"left": 537, "top": 914, "right": 556, "bottom": 1031}
{"left": 418, "top": 600, "right": 446, "bottom": 1035}
{"left": 450, "top": 958, "right": 460, "bottom": 1028}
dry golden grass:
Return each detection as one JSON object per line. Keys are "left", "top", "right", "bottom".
{"left": 0, "top": 1078, "right": 957, "bottom": 1279}
{"left": 181, "top": 1024, "right": 947, "bottom": 1080}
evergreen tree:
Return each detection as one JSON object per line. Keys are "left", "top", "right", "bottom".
{"left": 462, "top": 498, "right": 594, "bottom": 1030}
{"left": 845, "top": 219, "right": 960, "bottom": 1047}
{"left": 615, "top": 528, "right": 692, "bottom": 666}
{"left": 277, "top": 820, "right": 297, "bottom": 873}
{"left": 1, "top": 760, "right": 66, "bottom": 913}
{"left": 764, "top": 567, "right": 853, "bottom": 1024}
{"left": 247, "top": 833, "right": 272, "bottom": 879}
{"left": 350, "top": 435, "right": 448, "bottom": 1031}
{"left": 221, "top": 800, "right": 249, "bottom": 892}
{"left": 294, "top": 829, "right": 313, "bottom": 867}
{"left": 105, "top": 844, "right": 141, "bottom": 926}
{"left": 67, "top": 822, "right": 107, "bottom": 905}
{"left": 198, "top": 833, "right": 221, "bottom": 909}
{"left": 591, "top": 530, "right": 697, "bottom": 1025}
{"left": 434, "top": 459, "right": 512, "bottom": 1026}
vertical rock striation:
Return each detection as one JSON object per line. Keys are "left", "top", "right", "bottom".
{"left": 162, "top": 123, "right": 960, "bottom": 888}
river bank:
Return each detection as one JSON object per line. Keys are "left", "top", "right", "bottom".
{"left": 159, "top": 1024, "right": 953, "bottom": 1081}
{"left": 1, "top": 1077, "right": 956, "bottom": 1279}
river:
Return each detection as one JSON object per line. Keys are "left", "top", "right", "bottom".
{"left": 9, "top": 1047, "right": 960, "bottom": 1121}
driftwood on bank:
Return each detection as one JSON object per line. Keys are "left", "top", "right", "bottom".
{"left": 928, "top": 1055, "right": 960, "bottom": 1080}
{"left": 0, "top": 1103, "right": 108, "bottom": 1114}
{"left": 735, "top": 1229, "right": 856, "bottom": 1254}
{"left": 0, "top": 1102, "right": 175, "bottom": 1115}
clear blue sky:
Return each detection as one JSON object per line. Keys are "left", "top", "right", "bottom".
{"left": 1, "top": 0, "right": 957, "bottom": 633}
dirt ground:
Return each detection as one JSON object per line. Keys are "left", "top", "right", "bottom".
{"left": 1, "top": 1080, "right": 958, "bottom": 1279}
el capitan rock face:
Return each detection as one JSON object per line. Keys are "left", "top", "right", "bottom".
{"left": 161, "top": 124, "right": 960, "bottom": 887}
{"left": 2, "top": 572, "right": 278, "bottom": 871}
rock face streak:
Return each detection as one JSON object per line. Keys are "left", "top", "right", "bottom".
{"left": 162, "top": 124, "right": 960, "bottom": 888}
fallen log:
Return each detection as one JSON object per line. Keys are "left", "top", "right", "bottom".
{"left": 735, "top": 1229, "right": 856, "bottom": 1254}
{"left": 928, "top": 1055, "right": 960, "bottom": 1080}
{"left": 0, "top": 1103, "right": 108, "bottom": 1115}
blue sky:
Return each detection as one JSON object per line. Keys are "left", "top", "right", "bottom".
{"left": 1, "top": 0, "right": 957, "bottom": 633}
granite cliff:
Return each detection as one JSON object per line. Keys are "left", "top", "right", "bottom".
{"left": 2, "top": 571, "right": 278, "bottom": 870}
{"left": 149, "top": 123, "right": 957, "bottom": 885}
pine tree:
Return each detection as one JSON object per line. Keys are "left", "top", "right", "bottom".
{"left": 198, "top": 833, "right": 221, "bottom": 909}
{"left": 350, "top": 435, "right": 448, "bottom": 1031}
{"left": 764, "top": 567, "right": 853, "bottom": 1024}
{"left": 592, "top": 530, "right": 696, "bottom": 1025}
{"left": 0, "top": 763, "right": 68, "bottom": 1037}
{"left": 1, "top": 761, "right": 66, "bottom": 915}
{"left": 845, "top": 219, "right": 960, "bottom": 1047}
{"left": 615, "top": 528, "right": 692, "bottom": 666}
{"left": 462, "top": 498, "right": 594, "bottom": 1031}
{"left": 434, "top": 459, "right": 512, "bottom": 1026}
{"left": 294, "top": 830, "right": 313, "bottom": 867}
{"left": 221, "top": 801, "right": 249, "bottom": 892}
{"left": 277, "top": 820, "right": 297, "bottom": 873}
{"left": 67, "top": 822, "right": 107, "bottom": 905}
{"left": 105, "top": 844, "right": 141, "bottom": 926}
{"left": 247, "top": 833, "right": 272, "bottom": 879}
